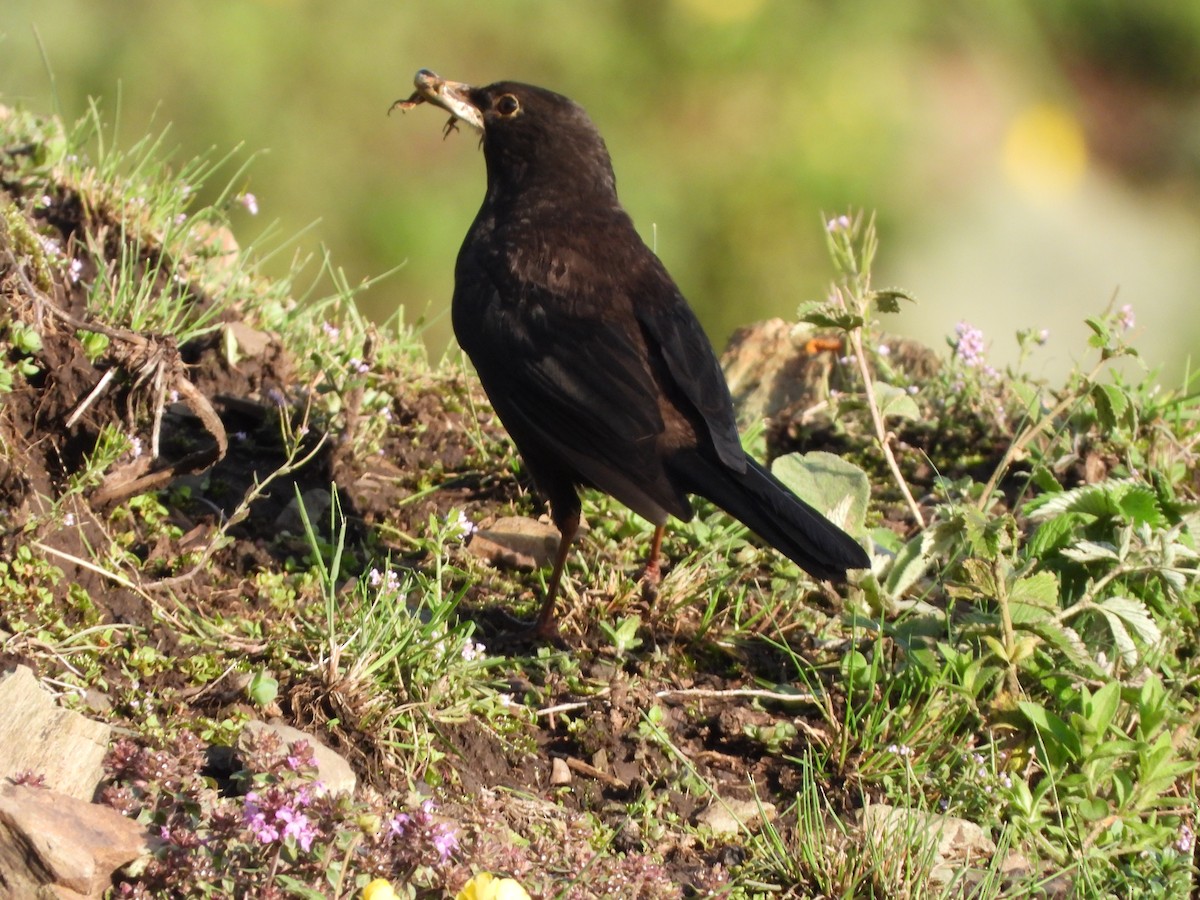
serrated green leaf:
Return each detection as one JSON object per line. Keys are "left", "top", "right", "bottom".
{"left": 960, "top": 558, "right": 998, "bottom": 596}
{"left": 1026, "top": 480, "right": 1133, "bottom": 521}
{"left": 1010, "top": 571, "right": 1059, "bottom": 608}
{"left": 869, "top": 288, "right": 915, "bottom": 314}
{"left": 1026, "top": 620, "right": 1101, "bottom": 675}
{"left": 1117, "top": 487, "right": 1165, "bottom": 528}
{"left": 1100, "top": 610, "right": 1138, "bottom": 666}
{"left": 1091, "top": 382, "right": 1129, "bottom": 431}
{"left": 1098, "top": 596, "right": 1163, "bottom": 649}
{"left": 1008, "top": 601, "right": 1054, "bottom": 625}
{"left": 772, "top": 451, "right": 870, "bottom": 535}
{"left": 803, "top": 311, "right": 864, "bottom": 331}
{"left": 1026, "top": 512, "right": 1081, "bottom": 557}
{"left": 1060, "top": 540, "right": 1120, "bottom": 563}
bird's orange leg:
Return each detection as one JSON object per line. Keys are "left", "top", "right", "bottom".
{"left": 534, "top": 512, "right": 579, "bottom": 638}
{"left": 640, "top": 523, "right": 666, "bottom": 604}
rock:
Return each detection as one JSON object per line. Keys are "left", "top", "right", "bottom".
{"left": 859, "top": 803, "right": 1043, "bottom": 888}
{"left": 0, "top": 783, "right": 153, "bottom": 899}
{"left": 720, "top": 318, "right": 939, "bottom": 427}
{"left": 549, "top": 757, "right": 572, "bottom": 786}
{"left": 0, "top": 666, "right": 110, "bottom": 801}
{"left": 695, "top": 797, "right": 777, "bottom": 835}
{"left": 274, "top": 488, "right": 333, "bottom": 535}
{"left": 239, "top": 720, "right": 356, "bottom": 796}
{"left": 223, "top": 321, "right": 274, "bottom": 361}
{"left": 860, "top": 802, "right": 995, "bottom": 863}
{"left": 722, "top": 319, "right": 831, "bottom": 427}
{"left": 466, "top": 516, "right": 561, "bottom": 571}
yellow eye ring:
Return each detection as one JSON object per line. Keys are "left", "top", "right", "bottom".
{"left": 495, "top": 94, "right": 521, "bottom": 117}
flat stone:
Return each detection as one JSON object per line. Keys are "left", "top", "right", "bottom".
{"left": 695, "top": 797, "right": 777, "bottom": 835}
{"left": 239, "top": 720, "right": 356, "bottom": 796}
{"left": 0, "top": 783, "right": 152, "bottom": 899}
{"left": 466, "top": 516, "right": 561, "bottom": 571}
{"left": 0, "top": 666, "right": 110, "bottom": 801}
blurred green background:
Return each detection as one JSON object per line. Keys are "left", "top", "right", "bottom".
{"left": 3, "top": 1, "right": 1199, "bottom": 383}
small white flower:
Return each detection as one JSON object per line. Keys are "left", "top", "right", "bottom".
{"left": 238, "top": 192, "right": 259, "bottom": 215}
{"left": 446, "top": 509, "right": 478, "bottom": 539}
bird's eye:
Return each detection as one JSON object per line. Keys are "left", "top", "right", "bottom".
{"left": 495, "top": 94, "right": 521, "bottom": 117}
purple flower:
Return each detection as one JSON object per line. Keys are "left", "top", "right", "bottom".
{"left": 431, "top": 824, "right": 458, "bottom": 862}
{"left": 826, "top": 214, "right": 852, "bottom": 233}
{"left": 388, "top": 812, "right": 412, "bottom": 837}
{"left": 243, "top": 792, "right": 280, "bottom": 843}
{"left": 1177, "top": 822, "right": 1194, "bottom": 853}
{"left": 1117, "top": 304, "right": 1135, "bottom": 332}
{"left": 954, "top": 321, "right": 987, "bottom": 368}
{"left": 277, "top": 806, "right": 318, "bottom": 852}
{"left": 238, "top": 192, "right": 259, "bottom": 215}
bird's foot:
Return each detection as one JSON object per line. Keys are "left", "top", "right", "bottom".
{"left": 497, "top": 608, "right": 567, "bottom": 646}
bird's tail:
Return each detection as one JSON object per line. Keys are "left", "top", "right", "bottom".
{"left": 669, "top": 451, "right": 870, "bottom": 581}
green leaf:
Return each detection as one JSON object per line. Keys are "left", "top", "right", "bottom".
{"left": 803, "top": 310, "right": 864, "bottom": 331}
{"left": 883, "top": 531, "right": 936, "bottom": 598}
{"left": 1060, "top": 540, "right": 1120, "bottom": 563}
{"left": 873, "top": 381, "right": 920, "bottom": 421}
{"left": 1026, "top": 480, "right": 1133, "bottom": 520}
{"left": 1009, "top": 571, "right": 1059, "bottom": 608}
{"left": 1026, "top": 620, "right": 1102, "bottom": 675}
{"left": 1008, "top": 602, "right": 1054, "bottom": 625}
{"left": 1026, "top": 512, "right": 1081, "bottom": 558}
{"left": 1098, "top": 596, "right": 1162, "bottom": 651}
{"left": 1018, "top": 700, "right": 1082, "bottom": 767}
{"left": 772, "top": 451, "right": 870, "bottom": 535}
{"left": 247, "top": 669, "right": 279, "bottom": 707}
{"left": 1091, "top": 382, "right": 1130, "bottom": 431}
{"left": 1117, "top": 486, "right": 1165, "bottom": 528}
{"left": 1081, "top": 680, "right": 1121, "bottom": 739}
{"left": 868, "top": 288, "right": 916, "bottom": 314}
{"left": 1075, "top": 796, "right": 1110, "bottom": 822}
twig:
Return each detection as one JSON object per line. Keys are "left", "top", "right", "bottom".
{"left": 847, "top": 325, "right": 925, "bottom": 527}
{"left": 655, "top": 686, "right": 818, "bottom": 704}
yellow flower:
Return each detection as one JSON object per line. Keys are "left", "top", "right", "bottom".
{"left": 362, "top": 878, "right": 401, "bottom": 900}
{"left": 456, "top": 871, "right": 532, "bottom": 900}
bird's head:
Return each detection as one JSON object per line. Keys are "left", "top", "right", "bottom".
{"left": 399, "top": 69, "right": 618, "bottom": 203}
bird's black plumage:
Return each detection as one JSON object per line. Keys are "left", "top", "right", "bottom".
{"left": 403, "top": 71, "right": 870, "bottom": 634}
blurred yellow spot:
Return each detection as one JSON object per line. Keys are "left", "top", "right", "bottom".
{"left": 362, "top": 879, "right": 400, "bottom": 900}
{"left": 674, "top": 0, "right": 766, "bottom": 23}
{"left": 456, "top": 872, "right": 532, "bottom": 900}
{"left": 1002, "top": 104, "right": 1088, "bottom": 201}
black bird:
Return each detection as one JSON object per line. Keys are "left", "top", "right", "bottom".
{"left": 398, "top": 70, "right": 869, "bottom": 636}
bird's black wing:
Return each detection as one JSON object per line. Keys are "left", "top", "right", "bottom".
{"left": 453, "top": 238, "right": 693, "bottom": 525}
{"left": 631, "top": 263, "right": 747, "bottom": 473}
